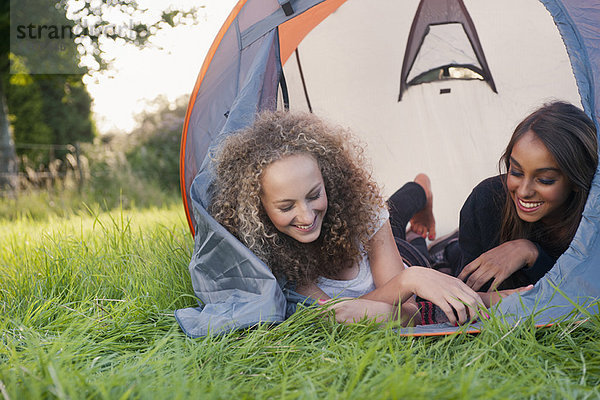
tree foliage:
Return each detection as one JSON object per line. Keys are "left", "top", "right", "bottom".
{"left": 4, "top": 71, "right": 53, "bottom": 162}
{"left": 5, "top": 0, "right": 94, "bottom": 166}
{"left": 5, "top": 54, "right": 94, "bottom": 164}
{"left": 126, "top": 95, "right": 188, "bottom": 192}
{"left": 1, "top": 0, "right": 201, "bottom": 185}
{"left": 61, "top": 0, "right": 199, "bottom": 74}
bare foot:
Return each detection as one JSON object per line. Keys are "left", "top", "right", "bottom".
{"left": 409, "top": 173, "right": 436, "bottom": 240}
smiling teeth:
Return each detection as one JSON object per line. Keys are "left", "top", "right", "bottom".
{"left": 296, "top": 221, "right": 315, "bottom": 230}
{"left": 519, "top": 199, "right": 543, "bottom": 209}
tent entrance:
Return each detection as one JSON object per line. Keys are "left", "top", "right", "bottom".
{"left": 406, "top": 23, "right": 486, "bottom": 87}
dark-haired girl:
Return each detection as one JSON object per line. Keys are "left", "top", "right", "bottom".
{"left": 456, "top": 101, "right": 598, "bottom": 291}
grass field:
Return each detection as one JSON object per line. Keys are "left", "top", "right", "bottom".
{"left": 1, "top": 203, "right": 599, "bottom": 399}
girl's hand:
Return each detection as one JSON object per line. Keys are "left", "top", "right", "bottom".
{"left": 318, "top": 298, "right": 396, "bottom": 324}
{"left": 478, "top": 285, "right": 534, "bottom": 307}
{"left": 458, "top": 240, "right": 539, "bottom": 291}
{"left": 404, "top": 267, "right": 486, "bottom": 325}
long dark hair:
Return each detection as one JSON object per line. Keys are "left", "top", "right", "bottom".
{"left": 499, "top": 101, "right": 598, "bottom": 257}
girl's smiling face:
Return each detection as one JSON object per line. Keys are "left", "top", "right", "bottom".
{"left": 506, "top": 130, "right": 573, "bottom": 224}
{"left": 260, "top": 154, "right": 328, "bottom": 243}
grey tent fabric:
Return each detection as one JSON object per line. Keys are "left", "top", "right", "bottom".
{"left": 173, "top": 192, "right": 289, "bottom": 337}
{"left": 176, "top": 0, "right": 600, "bottom": 337}
{"left": 541, "top": 0, "right": 600, "bottom": 122}
{"left": 174, "top": 28, "right": 308, "bottom": 338}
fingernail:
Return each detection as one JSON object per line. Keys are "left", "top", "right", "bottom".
{"left": 484, "top": 312, "right": 490, "bottom": 319}
{"left": 453, "top": 322, "right": 459, "bottom": 327}
{"left": 317, "top": 299, "right": 325, "bottom": 305}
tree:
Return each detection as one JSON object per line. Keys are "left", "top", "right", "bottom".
{"left": 1, "top": 0, "right": 200, "bottom": 192}
{"left": 3, "top": 62, "right": 53, "bottom": 163}
{"left": 0, "top": 1, "right": 17, "bottom": 190}
{"left": 127, "top": 95, "right": 189, "bottom": 192}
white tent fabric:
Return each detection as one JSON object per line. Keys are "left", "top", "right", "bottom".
{"left": 282, "top": 0, "right": 581, "bottom": 235}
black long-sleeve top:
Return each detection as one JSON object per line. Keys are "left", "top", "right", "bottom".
{"left": 458, "top": 175, "right": 557, "bottom": 289}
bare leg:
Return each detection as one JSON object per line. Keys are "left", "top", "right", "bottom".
{"left": 409, "top": 173, "right": 436, "bottom": 240}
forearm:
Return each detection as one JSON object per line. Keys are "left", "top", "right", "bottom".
{"left": 322, "top": 298, "right": 398, "bottom": 324}
{"left": 479, "top": 284, "right": 534, "bottom": 307}
{"left": 296, "top": 282, "right": 330, "bottom": 300}
{"left": 332, "top": 298, "right": 421, "bottom": 326}
{"left": 522, "top": 242, "right": 555, "bottom": 283}
{"left": 399, "top": 298, "right": 422, "bottom": 326}
{"left": 477, "top": 291, "right": 495, "bottom": 308}
{"left": 359, "top": 268, "right": 418, "bottom": 305}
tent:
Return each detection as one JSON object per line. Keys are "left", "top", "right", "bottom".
{"left": 175, "top": 0, "right": 600, "bottom": 337}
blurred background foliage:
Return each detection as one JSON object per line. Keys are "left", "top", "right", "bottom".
{"left": 0, "top": 0, "right": 200, "bottom": 219}
{"left": 0, "top": 93, "right": 187, "bottom": 220}
{"left": 84, "top": 95, "right": 186, "bottom": 208}
{"left": 6, "top": 66, "right": 95, "bottom": 164}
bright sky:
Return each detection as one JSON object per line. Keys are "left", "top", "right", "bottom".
{"left": 83, "top": 0, "right": 238, "bottom": 134}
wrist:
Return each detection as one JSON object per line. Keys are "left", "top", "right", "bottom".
{"left": 518, "top": 239, "right": 539, "bottom": 267}
{"left": 399, "top": 267, "right": 421, "bottom": 297}
{"left": 362, "top": 272, "right": 410, "bottom": 305}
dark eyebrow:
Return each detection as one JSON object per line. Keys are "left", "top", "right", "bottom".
{"left": 535, "top": 167, "right": 562, "bottom": 173}
{"left": 510, "top": 157, "right": 561, "bottom": 173}
{"left": 274, "top": 183, "right": 321, "bottom": 204}
{"left": 509, "top": 157, "right": 522, "bottom": 169}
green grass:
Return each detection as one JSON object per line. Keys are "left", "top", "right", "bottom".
{"left": 1, "top": 203, "right": 599, "bottom": 399}
{"left": 0, "top": 185, "right": 181, "bottom": 221}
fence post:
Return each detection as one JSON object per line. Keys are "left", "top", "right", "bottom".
{"left": 48, "top": 144, "right": 56, "bottom": 191}
{"left": 0, "top": 85, "right": 18, "bottom": 197}
{"left": 75, "top": 142, "right": 83, "bottom": 192}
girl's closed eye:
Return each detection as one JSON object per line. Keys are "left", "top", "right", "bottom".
{"left": 538, "top": 178, "right": 556, "bottom": 185}
{"left": 279, "top": 203, "right": 294, "bottom": 212}
{"left": 308, "top": 190, "right": 321, "bottom": 201}
{"left": 509, "top": 168, "right": 523, "bottom": 177}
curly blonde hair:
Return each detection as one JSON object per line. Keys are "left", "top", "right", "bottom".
{"left": 209, "top": 111, "right": 386, "bottom": 287}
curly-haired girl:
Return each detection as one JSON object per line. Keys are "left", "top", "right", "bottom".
{"left": 210, "top": 111, "right": 499, "bottom": 325}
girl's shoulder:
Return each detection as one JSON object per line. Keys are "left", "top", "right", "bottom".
{"left": 461, "top": 175, "right": 506, "bottom": 225}
{"left": 369, "top": 206, "right": 390, "bottom": 238}
{"left": 472, "top": 175, "right": 505, "bottom": 198}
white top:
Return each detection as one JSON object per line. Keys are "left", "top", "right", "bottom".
{"left": 316, "top": 207, "right": 406, "bottom": 298}
{"left": 317, "top": 259, "right": 376, "bottom": 298}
